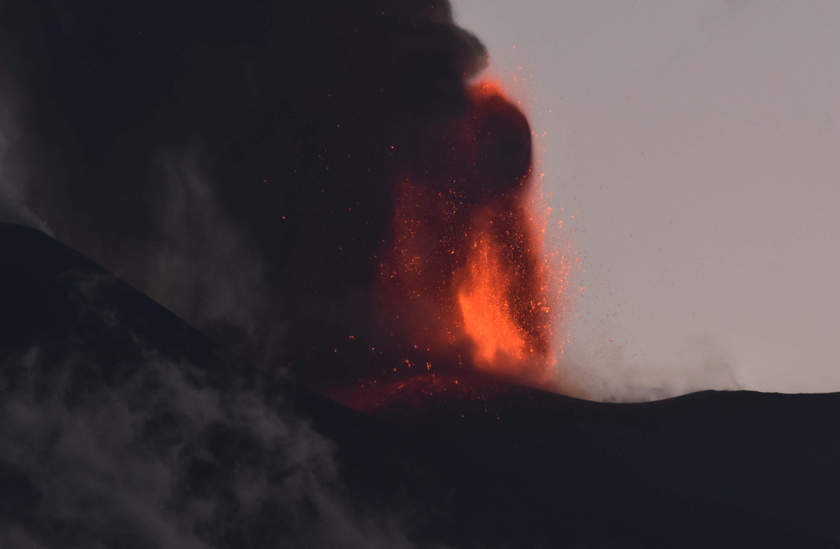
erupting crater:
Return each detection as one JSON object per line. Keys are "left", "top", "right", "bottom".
{"left": 348, "top": 78, "right": 568, "bottom": 411}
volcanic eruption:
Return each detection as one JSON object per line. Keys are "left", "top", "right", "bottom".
{"left": 377, "top": 80, "right": 558, "bottom": 386}
{"left": 0, "top": 0, "right": 566, "bottom": 409}
{"left": 233, "top": 3, "right": 569, "bottom": 402}
{"left": 4, "top": 2, "right": 840, "bottom": 548}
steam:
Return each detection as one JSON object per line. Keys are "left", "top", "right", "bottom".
{"left": 0, "top": 349, "right": 420, "bottom": 549}
{"left": 0, "top": 270, "right": 431, "bottom": 549}
{"left": 146, "top": 151, "right": 271, "bottom": 345}
{"left": 0, "top": 83, "right": 50, "bottom": 234}
{"left": 558, "top": 334, "right": 740, "bottom": 402}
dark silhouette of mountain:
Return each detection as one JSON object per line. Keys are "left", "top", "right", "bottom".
{"left": 2, "top": 221, "right": 840, "bottom": 548}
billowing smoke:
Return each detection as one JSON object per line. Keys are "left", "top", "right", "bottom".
{"left": 0, "top": 1, "right": 500, "bottom": 544}
{"left": 0, "top": 0, "right": 747, "bottom": 404}
{"left": 0, "top": 352, "right": 411, "bottom": 548}
{"left": 145, "top": 152, "right": 271, "bottom": 353}
{"left": 0, "top": 264, "right": 430, "bottom": 548}
{"left": 559, "top": 335, "right": 739, "bottom": 402}
{"left": 0, "top": 0, "right": 760, "bottom": 545}
{"left": 0, "top": 0, "right": 515, "bottom": 389}
{"left": 0, "top": 64, "right": 50, "bottom": 233}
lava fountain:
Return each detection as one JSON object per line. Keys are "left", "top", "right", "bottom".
{"left": 377, "top": 79, "right": 561, "bottom": 387}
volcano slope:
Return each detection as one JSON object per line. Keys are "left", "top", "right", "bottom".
{"left": 2, "top": 221, "right": 840, "bottom": 548}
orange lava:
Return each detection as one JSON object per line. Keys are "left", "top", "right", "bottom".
{"left": 457, "top": 216, "right": 540, "bottom": 377}
{"left": 378, "top": 78, "right": 562, "bottom": 385}
{"left": 457, "top": 231, "right": 529, "bottom": 366}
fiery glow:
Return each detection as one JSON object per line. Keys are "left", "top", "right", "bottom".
{"left": 470, "top": 79, "right": 506, "bottom": 101}
{"left": 457, "top": 229, "right": 530, "bottom": 367}
{"left": 378, "top": 78, "right": 563, "bottom": 385}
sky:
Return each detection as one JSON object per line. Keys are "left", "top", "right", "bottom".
{"left": 454, "top": 0, "right": 840, "bottom": 397}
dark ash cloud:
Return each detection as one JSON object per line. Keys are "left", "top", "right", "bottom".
{"left": 0, "top": 0, "right": 493, "bottom": 390}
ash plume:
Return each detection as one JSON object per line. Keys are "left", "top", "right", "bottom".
{"left": 0, "top": 0, "right": 505, "bottom": 389}
{"left": 0, "top": 0, "right": 745, "bottom": 404}
{"left": 0, "top": 3, "right": 499, "bottom": 543}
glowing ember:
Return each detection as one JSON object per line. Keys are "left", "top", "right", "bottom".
{"left": 456, "top": 212, "right": 546, "bottom": 378}
{"left": 377, "top": 78, "right": 562, "bottom": 385}
{"left": 457, "top": 230, "right": 530, "bottom": 367}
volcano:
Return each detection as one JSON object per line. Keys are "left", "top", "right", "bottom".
{"left": 3, "top": 222, "right": 840, "bottom": 548}
{"left": 3, "top": 1, "right": 840, "bottom": 547}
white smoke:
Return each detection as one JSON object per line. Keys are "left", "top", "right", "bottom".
{"left": 0, "top": 83, "right": 51, "bottom": 234}
{"left": 143, "top": 151, "right": 270, "bottom": 339}
{"left": 0, "top": 343, "right": 425, "bottom": 549}
{"left": 557, "top": 334, "right": 740, "bottom": 402}
{"left": 0, "top": 258, "right": 436, "bottom": 549}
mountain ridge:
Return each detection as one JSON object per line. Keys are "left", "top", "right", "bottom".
{"left": 2, "top": 222, "right": 839, "bottom": 548}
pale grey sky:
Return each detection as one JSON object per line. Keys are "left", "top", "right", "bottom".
{"left": 455, "top": 1, "right": 840, "bottom": 399}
